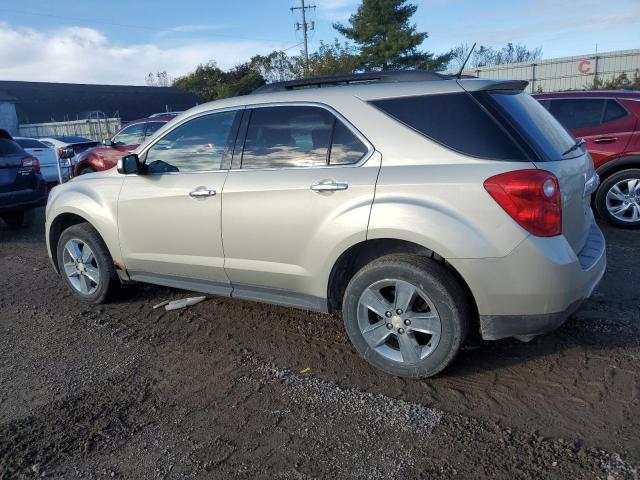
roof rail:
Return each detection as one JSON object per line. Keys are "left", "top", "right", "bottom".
{"left": 251, "top": 70, "right": 451, "bottom": 94}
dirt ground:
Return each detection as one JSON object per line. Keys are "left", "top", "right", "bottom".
{"left": 1, "top": 208, "right": 639, "bottom": 479}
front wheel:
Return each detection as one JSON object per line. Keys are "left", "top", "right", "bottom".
{"left": 56, "top": 223, "right": 117, "bottom": 303}
{"left": 342, "top": 254, "right": 469, "bottom": 378}
{"left": 595, "top": 169, "right": 640, "bottom": 228}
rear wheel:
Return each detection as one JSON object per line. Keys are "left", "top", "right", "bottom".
{"left": 1, "top": 209, "right": 34, "bottom": 229}
{"left": 56, "top": 223, "right": 116, "bottom": 303}
{"left": 596, "top": 169, "right": 640, "bottom": 228}
{"left": 342, "top": 254, "right": 469, "bottom": 378}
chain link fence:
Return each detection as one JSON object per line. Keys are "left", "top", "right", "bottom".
{"left": 456, "top": 48, "right": 640, "bottom": 93}
{"left": 18, "top": 117, "right": 121, "bottom": 141}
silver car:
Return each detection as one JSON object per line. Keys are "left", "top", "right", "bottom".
{"left": 45, "top": 72, "right": 606, "bottom": 378}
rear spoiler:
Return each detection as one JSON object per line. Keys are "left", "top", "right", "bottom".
{"left": 457, "top": 79, "right": 529, "bottom": 93}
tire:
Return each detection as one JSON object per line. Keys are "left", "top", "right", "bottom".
{"left": 342, "top": 254, "right": 469, "bottom": 378}
{"left": 1, "top": 209, "right": 34, "bottom": 229}
{"left": 56, "top": 223, "right": 117, "bottom": 303}
{"left": 77, "top": 166, "right": 96, "bottom": 176}
{"left": 595, "top": 169, "right": 640, "bottom": 228}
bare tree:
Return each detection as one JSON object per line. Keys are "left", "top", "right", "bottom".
{"left": 145, "top": 71, "right": 172, "bottom": 87}
{"left": 448, "top": 43, "right": 542, "bottom": 70}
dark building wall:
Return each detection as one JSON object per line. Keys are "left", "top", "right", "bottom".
{"left": 0, "top": 81, "right": 199, "bottom": 124}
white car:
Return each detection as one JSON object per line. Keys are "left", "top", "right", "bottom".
{"left": 39, "top": 136, "right": 100, "bottom": 177}
{"left": 14, "top": 137, "right": 66, "bottom": 184}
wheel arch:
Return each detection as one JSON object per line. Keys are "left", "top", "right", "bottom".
{"left": 326, "top": 238, "right": 479, "bottom": 330}
{"left": 596, "top": 155, "right": 640, "bottom": 182}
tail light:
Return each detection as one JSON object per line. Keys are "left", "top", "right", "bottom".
{"left": 20, "top": 156, "right": 40, "bottom": 173}
{"left": 484, "top": 169, "right": 561, "bottom": 237}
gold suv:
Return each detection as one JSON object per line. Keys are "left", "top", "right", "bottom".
{"left": 46, "top": 72, "right": 606, "bottom": 377}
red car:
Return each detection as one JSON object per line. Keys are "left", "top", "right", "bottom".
{"left": 74, "top": 114, "right": 177, "bottom": 176}
{"left": 534, "top": 90, "right": 640, "bottom": 228}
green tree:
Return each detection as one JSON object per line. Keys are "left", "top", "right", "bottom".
{"left": 301, "top": 40, "right": 363, "bottom": 78}
{"left": 589, "top": 70, "right": 640, "bottom": 90}
{"left": 333, "top": 0, "right": 448, "bottom": 71}
{"left": 173, "top": 61, "right": 265, "bottom": 102}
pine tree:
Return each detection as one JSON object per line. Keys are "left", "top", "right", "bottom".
{"left": 334, "top": 0, "right": 448, "bottom": 71}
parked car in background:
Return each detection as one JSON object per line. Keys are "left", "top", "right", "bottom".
{"left": 149, "top": 112, "right": 182, "bottom": 118}
{"left": 14, "top": 137, "right": 68, "bottom": 184}
{"left": 46, "top": 72, "right": 605, "bottom": 378}
{"left": 1, "top": 129, "right": 47, "bottom": 228}
{"left": 73, "top": 115, "right": 177, "bottom": 175}
{"left": 535, "top": 91, "right": 640, "bottom": 227}
{"left": 39, "top": 136, "right": 100, "bottom": 178}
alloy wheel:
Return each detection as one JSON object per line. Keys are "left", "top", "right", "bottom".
{"left": 62, "top": 238, "right": 100, "bottom": 295}
{"left": 606, "top": 178, "right": 640, "bottom": 223}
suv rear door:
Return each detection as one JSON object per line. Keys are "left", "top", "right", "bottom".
{"left": 545, "top": 98, "right": 636, "bottom": 168}
{"left": 221, "top": 104, "right": 380, "bottom": 309}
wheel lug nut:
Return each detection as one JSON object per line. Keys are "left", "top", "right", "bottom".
{"left": 398, "top": 328, "right": 405, "bottom": 334}
{"left": 386, "top": 323, "right": 393, "bottom": 330}
{"left": 396, "top": 309, "right": 403, "bottom": 315}
{"left": 385, "top": 311, "right": 392, "bottom": 318}
{"left": 404, "top": 319, "right": 411, "bottom": 326}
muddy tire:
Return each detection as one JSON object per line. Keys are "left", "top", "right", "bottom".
{"left": 342, "top": 254, "right": 469, "bottom": 378}
{"left": 56, "top": 223, "right": 117, "bottom": 303}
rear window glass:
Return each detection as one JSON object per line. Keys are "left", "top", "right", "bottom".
{"left": 548, "top": 99, "right": 605, "bottom": 129}
{"left": 15, "top": 138, "right": 49, "bottom": 149}
{"left": 484, "top": 91, "right": 579, "bottom": 160}
{"left": 330, "top": 121, "right": 368, "bottom": 165}
{"left": 370, "top": 93, "right": 527, "bottom": 161}
{"left": 0, "top": 139, "right": 25, "bottom": 156}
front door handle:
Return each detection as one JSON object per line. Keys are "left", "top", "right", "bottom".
{"left": 310, "top": 181, "right": 349, "bottom": 192}
{"left": 189, "top": 187, "right": 216, "bottom": 198}
{"left": 594, "top": 136, "right": 617, "bottom": 144}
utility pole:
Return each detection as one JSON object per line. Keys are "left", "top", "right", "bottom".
{"left": 291, "top": 0, "right": 315, "bottom": 75}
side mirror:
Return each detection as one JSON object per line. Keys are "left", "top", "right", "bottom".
{"left": 117, "top": 153, "right": 144, "bottom": 175}
{"left": 102, "top": 138, "right": 114, "bottom": 146}
{"left": 59, "top": 146, "right": 75, "bottom": 159}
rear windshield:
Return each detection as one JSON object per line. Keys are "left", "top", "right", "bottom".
{"left": 479, "top": 91, "right": 580, "bottom": 160}
{"left": 15, "top": 138, "right": 49, "bottom": 149}
{"left": 370, "top": 93, "right": 528, "bottom": 161}
{"left": 0, "top": 139, "right": 25, "bottom": 156}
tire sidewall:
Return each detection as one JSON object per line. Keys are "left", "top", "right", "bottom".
{"left": 56, "top": 224, "right": 114, "bottom": 303}
{"left": 343, "top": 258, "right": 466, "bottom": 378}
{"left": 596, "top": 169, "right": 640, "bottom": 229}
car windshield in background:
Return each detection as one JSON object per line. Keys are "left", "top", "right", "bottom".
{"left": 481, "top": 91, "right": 580, "bottom": 161}
{"left": 53, "top": 136, "right": 94, "bottom": 143}
{"left": 16, "top": 138, "right": 50, "bottom": 149}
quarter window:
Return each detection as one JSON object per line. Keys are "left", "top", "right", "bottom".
{"left": 241, "top": 105, "right": 369, "bottom": 169}
{"left": 371, "top": 93, "right": 527, "bottom": 161}
{"left": 144, "top": 111, "right": 238, "bottom": 173}
{"left": 113, "top": 123, "right": 145, "bottom": 145}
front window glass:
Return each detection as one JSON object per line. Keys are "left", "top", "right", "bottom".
{"left": 144, "top": 111, "right": 238, "bottom": 173}
{"left": 113, "top": 124, "right": 145, "bottom": 146}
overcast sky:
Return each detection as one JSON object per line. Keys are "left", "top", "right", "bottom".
{"left": 0, "top": 0, "right": 638, "bottom": 85}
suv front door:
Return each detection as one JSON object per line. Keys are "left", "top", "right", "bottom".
{"left": 117, "top": 109, "right": 241, "bottom": 294}
{"left": 221, "top": 104, "right": 380, "bottom": 309}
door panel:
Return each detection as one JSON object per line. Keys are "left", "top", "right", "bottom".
{"left": 221, "top": 159, "right": 380, "bottom": 298}
{"left": 118, "top": 172, "right": 230, "bottom": 287}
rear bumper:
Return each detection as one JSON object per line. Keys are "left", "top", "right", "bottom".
{"left": 449, "top": 218, "right": 606, "bottom": 340}
{"left": 0, "top": 179, "right": 48, "bottom": 214}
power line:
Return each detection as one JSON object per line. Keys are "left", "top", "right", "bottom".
{"left": 290, "top": 0, "right": 316, "bottom": 74}
{"left": 0, "top": 8, "right": 291, "bottom": 45}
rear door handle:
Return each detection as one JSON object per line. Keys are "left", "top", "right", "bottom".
{"left": 189, "top": 188, "right": 216, "bottom": 198}
{"left": 594, "top": 137, "right": 617, "bottom": 144}
{"left": 310, "top": 181, "right": 349, "bottom": 192}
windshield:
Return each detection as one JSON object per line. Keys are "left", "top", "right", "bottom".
{"left": 482, "top": 91, "right": 582, "bottom": 161}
